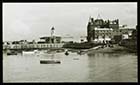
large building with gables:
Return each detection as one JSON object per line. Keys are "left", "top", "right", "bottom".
{"left": 87, "top": 17, "right": 135, "bottom": 43}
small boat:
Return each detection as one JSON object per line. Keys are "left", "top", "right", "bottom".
{"left": 40, "top": 53, "right": 61, "bottom": 64}
{"left": 22, "top": 50, "right": 35, "bottom": 55}
{"left": 40, "top": 59, "right": 61, "bottom": 64}
{"left": 22, "top": 50, "right": 40, "bottom": 54}
{"left": 67, "top": 49, "right": 77, "bottom": 53}
{"left": 7, "top": 51, "right": 17, "bottom": 55}
{"left": 77, "top": 50, "right": 86, "bottom": 55}
{"left": 65, "top": 51, "right": 69, "bottom": 55}
{"left": 22, "top": 51, "right": 34, "bottom": 54}
{"left": 56, "top": 49, "right": 64, "bottom": 53}
{"left": 46, "top": 49, "right": 57, "bottom": 54}
{"left": 34, "top": 50, "right": 39, "bottom": 53}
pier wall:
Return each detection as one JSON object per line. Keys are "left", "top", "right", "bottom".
{"left": 3, "top": 43, "right": 64, "bottom": 50}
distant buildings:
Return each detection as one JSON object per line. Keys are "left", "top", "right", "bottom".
{"left": 3, "top": 17, "right": 137, "bottom": 50}
{"left": 39, "top": 36, "right": 61, "bottom": 43}
{"left": 119, "top": 26, "right": 137, "bottom": 51}
{"left": 3, "top": 27, "right": 64, "bottom": 50}
{"left": 87, "top": 17, "right": 135, "bottom": 43}
{"left": 39, "top": 27, "right": 62, "bottom": 43}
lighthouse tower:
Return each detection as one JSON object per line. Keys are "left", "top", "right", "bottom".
{"left": 50, "top": 27, "right": 55, "bottom": 43}
{"left": 51, "top": 27, "right": 55, "bottom": 37}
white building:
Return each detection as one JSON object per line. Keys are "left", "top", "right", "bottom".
{"left": 93, "top": 27, "right": 113, "bottom": 43}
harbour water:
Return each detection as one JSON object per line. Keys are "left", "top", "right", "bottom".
{"left": 3, "top": 51, "right": 137, "bottom": 82}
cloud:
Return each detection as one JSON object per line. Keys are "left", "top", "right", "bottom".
{"left": 4, "top": 19, "right": 32, "bottom": 41}
{"left": 11, "top": 20, "right": 31, "bottom": 34}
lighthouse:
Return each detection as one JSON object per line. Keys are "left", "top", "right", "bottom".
{"left": 51, "top": 26, "right": 55, "bottom": 43}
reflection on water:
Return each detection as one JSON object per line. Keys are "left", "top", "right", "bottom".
{"left": 3, "top": 51, "right": 137, "bottom": 82}
{"left": 87, "top": 53, "right": 137, "bottom": 82}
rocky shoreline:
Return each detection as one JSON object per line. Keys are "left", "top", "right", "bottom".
{"left": 87, "top": 45, "right": 136, "bottom": 55}
{"left": 71, "top": 44, "right": 137, "bottom": 55}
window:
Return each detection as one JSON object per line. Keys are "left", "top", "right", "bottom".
{"left": 95, "top": 35, "right": 98, "bottom": 38}
{"left": 96, "top": 31, "right": 98, "bottom": 33}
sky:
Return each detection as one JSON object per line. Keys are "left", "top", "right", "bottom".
{"left": 3, "top": 2, "right": 137, "bottom": 41}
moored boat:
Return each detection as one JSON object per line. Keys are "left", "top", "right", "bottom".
{"left": 65, "top": 51, "right": 69, "bottom": 55}
{"left": 7, "top": 51, "right": 17, "bottom": 55}
{"left": 22, "top": 50, "right": 39, "bottom": 55}
{"left": 40, "top": 59, "right": 61, "bottom": 64}
{"left": 22, "top": 51, "right": 34, "bottom": 54}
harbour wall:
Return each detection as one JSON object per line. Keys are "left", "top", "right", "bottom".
{"left": 3, "top": 43, "right": 64, "bottom": 50}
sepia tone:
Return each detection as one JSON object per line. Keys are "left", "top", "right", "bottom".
{"left": 3, "top": 3, "right": 137, "bottom": 82}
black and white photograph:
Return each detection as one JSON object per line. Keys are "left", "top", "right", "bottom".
{"left": 3, "top": 2, "right": 137, "bottom": 82}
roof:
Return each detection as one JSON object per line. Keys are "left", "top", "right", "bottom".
{"left": 94, "top": 19, "right": 104, "bottom": 21}
{"left": 40, "top": 36, "right": 61, "bottom": 39}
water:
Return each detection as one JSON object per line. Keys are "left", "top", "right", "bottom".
{"left": 3, "top": 51, "right": 137, "bottom": 82}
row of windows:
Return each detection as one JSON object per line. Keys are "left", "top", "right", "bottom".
{"left": 95, "top": 30, "right": 112, "bottom": 33}
{"left": 95, "top": 33, "right": 112, "bottom": 36}
{"left": 95, "top": 36, "right": 112, "bottom": 38}
{"left": 94, "top": 31, "right": 131, "bottom": 35}
{"left": 95, "top": 30, "right": 126, "bottom": 33}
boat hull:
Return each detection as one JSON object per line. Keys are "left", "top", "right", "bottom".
{"left": 40, "top": 60, "right": 61, "bottom": 64}
{"left": 7, "top": 52, "right": 17, "bottom": 55}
